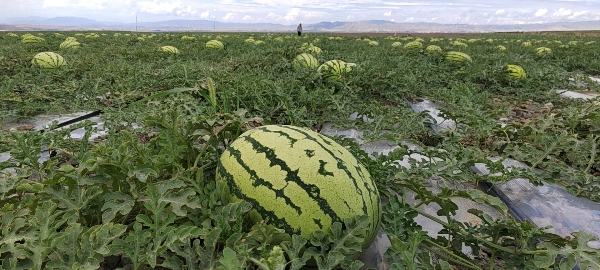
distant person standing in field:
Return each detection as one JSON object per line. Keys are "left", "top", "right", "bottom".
{"left": 297, "top": 23, "right": 303, "bottom": 36}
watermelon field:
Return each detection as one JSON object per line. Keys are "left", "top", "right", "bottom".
{"left": 1, "top": 30, "right": 600, "bottom": 269}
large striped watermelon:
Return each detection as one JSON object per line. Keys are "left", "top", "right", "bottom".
{"left": 216, "top": 125, "right": 381, "bottom": 250}
{"left": 31, "top": 52, "right": 65, "bottom": 69}
{"left": 445, "top": 51, "right": 472, "bottom": 66}
{"left": 317, "top": 60, "right": 356, "bottom": 80}
{"left": 292, "top": 53, "right": 319, "bottom": 70}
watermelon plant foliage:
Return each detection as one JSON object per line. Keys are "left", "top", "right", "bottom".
{"left": 1, "top": 31, "right": 600, "bottom": 269}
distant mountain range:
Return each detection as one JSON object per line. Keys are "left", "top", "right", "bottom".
{"left": 1, "top": 16, "right": 600, "bottom": 32}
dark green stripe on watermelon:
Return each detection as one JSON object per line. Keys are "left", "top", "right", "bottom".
{"left": 216, "top": 163, "right": 295, "bottom": 234}
{"left": 241, "top": 133, "right": 343, "bottom": 222}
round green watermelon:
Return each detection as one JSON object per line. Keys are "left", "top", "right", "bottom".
{"left": 292, "top": 53, "right": 319, "bottom": 70}
{"left": 535, "top": 47, "right": 552, "bottom": 56}
{"left": 506, "top": 65, "right": 526, "bottom": 79}
{"left": 216, "top": 125, "right": 381, "bottom": 250}
{"left": 317, "top": 60, "right": 356, "bottom": 80}
{"left": 206, "top": 40, "right": 224, "bottom": 49}
{"left": 445, "top": 51, "right": 472, "bottom": 66}
{"left": 31, "top": 52, "right": 66, "bottom": 69}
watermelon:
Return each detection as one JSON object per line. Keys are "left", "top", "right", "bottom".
{"left": 450, "top": 41, "right": 468, "bottom": 48}
{"left": 216, "top": 125, "right": 381, "bottom": 250}
{"left": 535, "top": 47, "right": 551, "bottom": 56}
{"left": 391, "top": 42, "right": 402, "bottom": 48}
{"left": 206, "top": 40, "right": 224, "bottom": 49}
{"left": 292, "top": 53, "right": 319, "bottom": 70}
{"left": 31, "top": 52, "right": 65, "bottom": 69}
{"left": 22, "top": 34, "right": 44, "bottom": 43}
{"left": 425, "top": 45, "right": 442, "bottom": 54}
{"left": 306, "top": 46, "right": 322, "bottom": 55}
{"left": 445, "top": 51, "right": 472, "bottom": 66}
{"left": 506, "top": 65, "right": 526, "bottom": 79}
{"left": 59, "top": 41, "right": 80, "bottom": 50}
{"left": 496, "top": 45, "right": 506, "bottom": 52}
{"left": 403, "top": 41, "right": 423, "bottom": 50}
{"left": 159, "top": 46, "right": 180, "bottom": 54}
{"left": 368, "top": 41, "right": 379, "bottom": 46}
{"left": 317, "top": 60, "right": 356, "bottom": 80}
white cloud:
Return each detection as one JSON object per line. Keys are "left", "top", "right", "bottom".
{"left": 176, "top": 6, "right": 196, "bottom": 16}
{"left": 495, "top": 9, "right": 505, "bottom": 15}
{"left": 222, "top": 12, "right": 237, "bottom": 20}
{"left": 569, "top": 10, "right": 589, "bottom": 18}
{"left": 43, "top": 0, "right": 68, "bottom": 7}
{"left": 406, "top": 17, "right": 414, "bottom": 21}
{"left": 553, "top": 8, "right": 572, "bottom": 17}
{"left": 137, "top": 1, "right": 183, "bottom": 14}
{"left": 243, "top": 15, "right": 252, "bottom": 20}
{"left": 347, "top": 15, "right": 355, "bottom": 21}
{"left": 200, "top": 10, "right": 210, "bottom": 18}
{"left": 390, "top": 18, "right": 394, "bottom": 22}
{"left": 535, "top": 9, "right": 548, "bottom": 17}
{"left": 383, "top": 11, "right": 392, "bottom": 16}
{"left": 284, "top": 8, "right": 300, "bottom": 22}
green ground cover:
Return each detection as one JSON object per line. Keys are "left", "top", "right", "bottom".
{"left": 1, "top": 31, "right": 599, "bottom": 269}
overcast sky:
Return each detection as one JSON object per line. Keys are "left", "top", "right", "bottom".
{"left": 5, "top": 0, "right": 600, "bottom": 25}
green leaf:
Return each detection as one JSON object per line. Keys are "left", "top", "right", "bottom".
{"left": 0, "top": 208, "right": 32, "bottom": 260}
{"left": 158, "top": 184, "right": 202, "bottom": 216}
{"left": 101, "top": 191, "right": 134, "bottom": 223}
{"left": 280, "top": 234, "right": 313, "bottom": 270}
{"left": 111, "top": 222, "right": 152, "bottom": 270}
{"left": 217, "top": 247, "right": 242, "bottom": 270}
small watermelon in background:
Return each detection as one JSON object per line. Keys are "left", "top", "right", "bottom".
{"left": 535, "top": 47, "right": 552, "bottom": 56}
{"left": 31, "top": 52, "right": 66, "bottom": 69}
{"left": 181, "top": 35, "right": 196, "bottom": 41}
{"left": 292, "top": 53, "right": 319, "bottom": 70}
{"left": 22, "top": 34, "right": 45, "bottom": 43}
{"left": 450, "top": 41, "right": 468, "bottom": 48}
{"left": 505, "top": 65, "right": 526, "bottom": 80}
{"left": 253, "top": 40, "right": 265, "bottom": 45}
{"left": 159, "top": 46, "right": 179, "bottom": 54}
{"left": 59, "top": 41, "right": 80, "bottom": 50}
{"left": 522, "top": 42, "right": 532, "bottom": 47}
{"left": 317, "top": 60, "right": 356, "bottom": 80}
{"left": 206, "top": 40, "right": 224, "bottom": 49}
{"left": 391, "top": 41, "right": 402, "bottom": 48}
{"left": 216, "top": 125, "right": 381, "bottom": 251}
{"left": 445, "top": 51, "right": 472, "bottom": 66}
{"left": 496, "top": 45, "right": 507, "bottom": 52}
{"left": 403, "top": 41, "right": 423, "bottom": 50}
{"left": 245, "top": 38, "right": 255, "bottom": 43}
{"left": 368, "top": 41, "right": 379, "bottom": 46}
{"left": 425, "top": 45, "right": 442, "bottom": 54}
